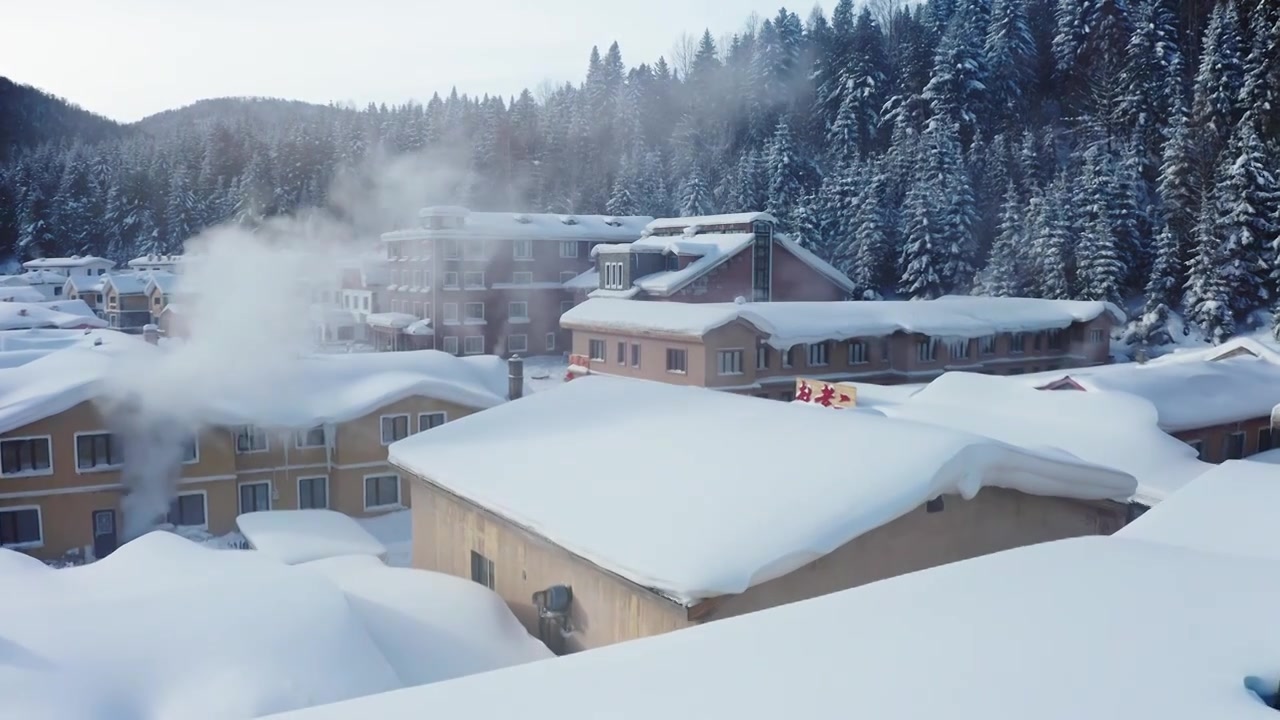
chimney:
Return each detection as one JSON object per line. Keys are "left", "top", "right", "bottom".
{"left": 142, "top": 324, "right": 160, "bottom": 345}
{"left": 508, "top": 355, "right": 524, "bottom": 400}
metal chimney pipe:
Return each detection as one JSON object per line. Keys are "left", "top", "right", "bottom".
{"left": 508, "top": 355, "right": 524, "bottom": 400}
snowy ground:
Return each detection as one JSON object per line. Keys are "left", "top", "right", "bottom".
{"left": 357, "top": 510, "right": 412, "bottom": 567}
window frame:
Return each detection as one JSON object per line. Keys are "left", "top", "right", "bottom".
{"left": 507, "top": 334, "right": 528, "bottom": 353}
{"left": 630, "top": 343, "right": 641, "bottom": 368}
{"left": 559, "top": 271, "right": 578, "bottom": 284}
{"left": 238, "top": 480, "right": 272, "bottom": 514}
{"left": 559, "top": 241, "right": 579, "bottom": 258}
{"left": 917, "top": 338, "right": 937, "bottom": 363}
{"left": 294, "top": 426, "right": 326, "bottom": 449}
{"left": 0, "top": 505, "right": 43, "bottom": 549}
{"left": 418, "top": 412, "right": 448, "bottom": 433}
{"left": 949, "top": 339, "right": 970, "bottom": 361}
{"left": 1009, "top": 333, "right": 1026, "bottom": 354}
{"left": 757, "top": 344, "right": 769, "bottom": 370}
{"left": 464, "top": 302, "right": 485, "bottom": 321}
{"left": 182, "top": 435, "right": 200, "bottom": 465}
{"left": 443, "top": 336, "right": 459, "bottom": 354}
{"left": 807, "top": 342, "right": 830, "bottom": 367}
{"left": 512, "top": 271, "right": 534, "bottom": 285}
{"left": 297, "top": 475, "right": 329, "bottom": 510}
{"left": 512, "top": 238, "right": 534, "bottom": 260}
{"left": 470, "top": 549, "right": 496, "bottom": 589}
{"left": 546, "top": 332, "right": 557, "bottom": 352}
{"left": 443, "top": 303, "right": 459, "bottom": 323}
{"left": 979, "top": 335, "right": 996, "bottom": 355}
{"left": 559, "top": 300, "right": 575, "bottom": 315}
{"left": 717, "top": 348, "right": 745, "bottom": 376}
{"left": 1224, "top": 431, "right": 1247, "bottom": 461}
{"left": 463, "top": 336, "right": 485, "bottom": 355}
{"left": 74, "top": 431, "right": 122, "bottom": 473}
{"left": 0, "top": 435, "right": 53, "bottom": 478}
{"left": 444, "top": 271, "right": 460, "bottom": 289}
{"left": 363, "top": 473, "right": 402, "bottom": 511}
{"left": 508, "top": 301, "right": 529, "bottom": 321}
{"left": 167, "top": 490, "right": 209, "bottom": 529}
{"left": 666, "top": 347, "right": 688, "bottom": 374}
{"left": 234, "top": 425, "right": 269, "bottom": 454}
{"left": 1089, "top": 328, "right": 1106, "bottom": 344}
{"left": 463, "top": 271, "right": 485, "bottom": 289}
{"left": 380, "top": 414, "right": 411, "bottom": 445}
{"left": 588, "top": 339, "right": 606, "bottom": 362}
{"left": 848, "top": 340, "right": 868, "bottom": 365}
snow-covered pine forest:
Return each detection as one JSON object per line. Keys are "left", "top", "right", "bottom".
{"left": 2, "top": 0, "right": 1279, "bottom": 346}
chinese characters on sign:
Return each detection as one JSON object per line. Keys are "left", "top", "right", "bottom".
{"left": 794, "top": 379, "right": 857, "bottom": 409}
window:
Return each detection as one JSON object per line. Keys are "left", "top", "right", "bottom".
{"left": 443, "top": 336, "right": 459, "bottom": 354}
{"left": 589, "top": 339, "right": 606, "bottom": 361}
{"left": 508, "top": 301, "right": 529, "bottom": 321}
{"left": 881, "top": 339, "right": 890, "bottom": 362}
{"left": 444, "top": 303, "right": 459, "bottom": 322}
{"left": 917, "top": 338, "right": 937, "bottom": 362}
{"left": 666, "top": 348, "right": 687, "bottom": 374}
{"left": 0, "top": 437, "right": 51, "bottom": 477}
{"left": 412, "top": 270, "right": 423, "bottom": 287}
{"left": 631, "top": 343, "right": 641, "bottom": 368}
{"left": 560, "top": 241, "right": 579, "bottom": 258}
{"left": 807, "top": 342, "right": 830, "bottom": 367}
{"left": 167, "top": 493, "right": 207, "bottom": 527}
{"left": 560, "top": 300, "right": 574, "bottom": 315}
{"left": 463, "top": 271, "right": 485, "bottom": 288}
{"left": 718, "top": 349, "right": 744, "bottom": 375}
{"left": 53, "top": 286, "right": 63, "bottom": 296}
{"left": 560, "top": 271, "right": 578, "bottom": 283}
{"left": 511, "top": 271, "right": 534, "bottom": 286}
{"left": 1047, "top": 329, "right": 1065, "bottom": 350}
{"left": 1032, "top": 332, "right": 1043, "bottom": 351}
{"left": 412, "top": 301, "right": 424, "bottom": 317}
{"left": 757, "top": 344, "right": 769, "bottom": 370}
{"left": 465, "top": 302, "right": 485, "bottom": 321}
{"left": 1188, "top": 439, "right": 1206, "bottom": 460}
{"left": 1259, "top": 427, "right": 1274, "bottom": 453}
{"left": 182, "top": 436, "right": 199, "bottom": 464}
{"left": 364, "top": 474, "right": 401, "bottom": 509}
{"left": 419, "top": 412, "right": 447, "bottom": 432}
{"left": 235, "top": 425, "right": 268, "bottom": 453}
{"left": 363, "top": 297, "right": 370, "bottom": 311}
{"left": 617, "top": 341, "right": 626, "bottom": 365}
{"left": 0, "top": 507, "right": 41, "bottom": 548}
{"left": 508, "top": 334, "right": 528, "bottom": 353}
{"left": 751, "top": 221, "right": 772, "bottom": 301}
{"left": 1089, "top": 329, "right": 1106, "bottom": 344}
{"left": 444, "top": 271, "right": 459, "bottom": 289}
{"left": 464, "top": 336, "right": 485, "bottom": 354}
{"left": 949, "top": 339, "right": 970, "bottom": 360}
{"left": 1224, "top": 431, "right": 1246, "bottom": 461}
{"left": 470, "top": 550, "right": 495, "bottom": 589}
{"left": 295, "top": 426, "right": 326, "bottom": 448}
{"left": 381, "top": 415, "right": 410, "bottom": 444}
{"left": 444, "top": 238, "right": 460, "bottom": 259}
{"left": 298, "top": 477, "right": 328, "bottom": 510}
{"left": 603, "top": 261, "right": 626, "bottom": 290}
{"left": 782, "top": 346, "right": 795, "bottom": 369}
{"left": 1009, "top": 333, "right": 1026, "bottom": 354}
{"left": 513, "top": 239, "right": 533, "bottom": 259}
{"left": 849, "top": 341, "right": 868, "bottom": 365}
{"left": 76, "top": 432, "right": 120, "bottom": 470}
{"left": 546, "top": 332, "right": 557, "bottom": 351}
{"left": 979, "top": 335, "right": 996, "bottom": 355}
{"left": 239, "top": 481, "right": 271, "bottom": 513}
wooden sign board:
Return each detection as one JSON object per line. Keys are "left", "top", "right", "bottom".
{"left": 794, "top": 379, "right": 857, "bottom": 409}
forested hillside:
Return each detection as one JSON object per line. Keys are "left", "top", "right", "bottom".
{"left": 0, "top": 78, "right": 128, "bottom": 162}
{"left": 2, "top": 0, "right": 1278, "bottom": 346}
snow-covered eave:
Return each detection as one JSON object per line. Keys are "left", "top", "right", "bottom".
{"left": 559, "top": 315, "right": 738, "bottom": 341}
{"left": 381, "top": 228, "right": 643, "bottom": 244}
{"left": 644, "top": 212, "right": 777, "bottom": 232}
{"left": 393, "top": 438, "right": 1134, "bottom": 608}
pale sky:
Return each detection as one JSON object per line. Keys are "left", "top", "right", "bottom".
{"left": 4, "top": 0, "right": 830, "bottom": 123}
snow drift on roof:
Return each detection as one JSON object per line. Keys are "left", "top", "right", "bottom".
{"left": 644, "top": 212, "right": 776, "bottom": 232}
{"left": 562, "top": 296, "right": 1123, "bottom": 348}
{"left": 0, "top": 285, "right": 45, "bottom": 302}
{"left": 632, "top": 233, "right": 756, "bottom": 296}
{"left": 0, "top": 531, "right": 550, "bottom": 719}
{"left": 881, "top": 372, "right": 1209, "bottom": 505}
{"left": 263, "top": 534, "right": 1280, "bottom": 720}
{"left": 23, "top": 255, "right": 113, "bottom": 269}
{"left": 237, "top": 510, "right": 389, "bottom": 565}
{"left": 103, "top": 271, "right": 152, "bottom": 295}
{"left": 562, "top": 269, "right": 599, "bottom": 291}
{"left": 18, "top": 269, "right": 67, "bottom": 283}
{"left": 389, "top": 376, "right": 1134, "bottom": 604}
{"left": 384, "top": 211, "right": 652, "bottom": 243}
{"left": 366, "top": 312, "right": 418, "bottom": 329}
{"left": 0, "top": 301, "right": 108, "bottom": 331}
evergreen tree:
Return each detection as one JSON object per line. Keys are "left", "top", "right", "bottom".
{"left": 921, "top": 1, "right": 989, "bottom": 146}
{"left": 1157, "top": 106, "right": 1198, "bottom": 291}
{"left": 984, "top": 183, "right": 1027, "bottom": 297}
{"left": 1032, "top": 178, "right": 1075, "bottom": 300}
{"left": 984, "top": 0, "right": 1034, "bottom": 132}
{"left": 1183, "top": 199, "right": 1235, "bottom": 343}
{"left": 1127, "top": 219, "right": 1181, "bottom": 349}
{"left": 1210, "top": 116, "right": 1278, "bottom": 318}
{"left": 165, "top": 166, "right": 199, "bottom": 250}
{"left": 1191, "top": 0, "right": 1245, "bottom": 176}
{"left": 765, "top": 120, "right": 805, "bottom": 230}
{"left": 898, "top": 176, "right": 945, "bottom": 299}
{"left": 678, "top": 166, "right": 712, "bottom": 217}
{"left": 788, "top": 194, "right": 824, "bottom": 251}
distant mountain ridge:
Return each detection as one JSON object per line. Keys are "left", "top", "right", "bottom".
{"left": 0, "top": 77, "right": 129, "bottom": 161}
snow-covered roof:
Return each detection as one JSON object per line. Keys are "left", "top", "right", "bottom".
{"left": 263, "top": 532, "right": 1280, "bottom": 720}
{"left": 101, "top": 271, "right": 151, "bottom": 295}
{"left": 0, "top": 328, "right": 127, "bottom": 355}
{"left": 389, "top": 376, "right": 1135, "bottom": 605}
{"left": 144, "top": 270, "right": 180, "bottom": 295}
{"left": 0, "top": 285, "right": 45, "bottom": 302}
{"left": 22, "top": 255, "right": 114, "bottom": 269}
{"left": 562, "top": 269, "right": 599, "bottom": 291}
{"left": 1248, "top": 448, "right": 1280, "bottom": 465}
{"left": 384, "top": 210, "right": 652, "bottom": 243}
{"left": 1028, "top": 341, "right": 1280, "bottom": 431}
{"left": 880, "top": 372, "right": 1210, "bottom": 505}
{"left": 0, "top": 531, "right": 550, "bottom": 719}
{"left": 563, "top": 296, "right": 1124, "bottom": 349}
{"left": 1118, "top": 460, "right": 1280, "bottom": 560}
{"left": 62, "top": 273, "right": 105, "bottom": 293}
{"left": 366, "top": 312, "right": 419, "bottom": 329}
{"left": 404, "top": 319, "right": 433, "bottom": 336}
{"left": 237, "top": 510, "right": 389, "bottom": 565}
{"left": 0, "top": 300, "right": 108, "bottom": 331}
{"left": 127, "top": 254, "right": 183, "bottom": 268}
{"left": 643, "top": 212, "right": 776, "bottom": 232}
{"left": 18, "top": 268, "right": 68, "bottom": 284}
{"left": 0, "top": 344, "right": 511, "bottom": 436}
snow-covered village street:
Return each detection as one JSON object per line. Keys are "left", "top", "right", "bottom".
{"left": 5, "top": 0, "right": 1280, "bottom": 717}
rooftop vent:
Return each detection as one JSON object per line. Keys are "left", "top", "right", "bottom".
{"left": 17, "top": 308, "right": 28, "bottom": 316}
{"left": 512, "top": 213, "right": 531, "bottom": 224}
{"left": 559, "top": 215, "right": 578, "bottom": 225}
{"left": 603, "top": 216, "right": 622, "bottom": 227}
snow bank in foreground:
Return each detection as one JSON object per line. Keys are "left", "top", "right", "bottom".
{"left": 261, "top": 535, "right": 1280, "bottom": 720}
{"left": 0, "top": 532, "right": 550, "bottom": 720}
{"left": 237, "top": 510, "right": 389, "bottom": 565}
{"left": 390, "top": 376, "right": 1135, "bottom": 604}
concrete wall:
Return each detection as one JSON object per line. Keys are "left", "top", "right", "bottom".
{"left": 407, "top": 475, "right": 1127, "bottom": 652}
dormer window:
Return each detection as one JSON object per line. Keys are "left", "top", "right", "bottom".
{"left": 665, "top": 253, "right": 679, "bottom": 271}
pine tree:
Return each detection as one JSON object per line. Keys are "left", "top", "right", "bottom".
{"left": 850, "top": 169, "right": 896, "bottom": 300}
{"left": 1241, "top": 0, "right": 1280, "bottom": 138}
{"left": 1211, "top": 115, "right": 1278, "bottom": 318}
{"left": 165, "top": 166, "right": 199, "bottom": 251}
{"left": 898, "top": 177, "right": 944, "bottom": 299}
{"left": 1032, "top": 178, "right": 1074, "bottom": 300}
{"left": 679, "top": 166, "right": 712, "bottom": 217}
{"left": 921, "top": 2, "right": 989, "bottom": 146}
{"left": 789, "top": 194, "right": 824, "bottom": 252}
{"left": 984, "top": 182, "right": 1027, "bottom": 296}
{"left": 606, "top": 176, "right": 638, "bottom": 217}
{"left": 1183, "top": 199, "right": 1235, "bottom": 343}
{"left": 1191, "top": 0, "right": 1245, "bottom": 176}
{"left": 765, "top": 120, "right": 805, "bottom": 231}
{"left": 984, "top": 0, "right": 1034, "bottom": 131}
{"left": 1126, "top": 218, "right": 1181, "bottom": 349}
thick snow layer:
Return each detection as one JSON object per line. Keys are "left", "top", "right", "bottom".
{"left": 128, "top": 254, "right": 183, "bottom": 268}
{"left": 19, "top": 269, "right": 72, "bottom": 284}
{"left": 389, "top": 376, "right": 1134, "bottom": 604}
{"left": 1247, "top": 448, "right": 1280, "bottom": 464}
{"left": 0, "top": 285, "right": 45, "bottom": 302}
{"left": 562, "top": 269, "right": 599, "bottom": 291}
{"left": 103, "top": 271, "right": 155, "bottom": 295}
{"left": 263, "top": 535, "right": 1280, "bottom": 720}
{"left": 299, "top": 554, "right": 552, "bottom": 687}
{"left": 144, "top": 271, "right": 180, "bottom": 294}
{"left": 365, "top": 311, "right": 417, "bottom": 329}
{"left": 0, "top": 300, "right": 109, "bottom": 330}
{"left": 644, "top": 212, "right": 776, "bottom": 232}
{"left": 881, "top": 372, "right": 1209, "bottom": 505}
{"left": 358, "top": 509, "right": 412, "bottom": 567}
{"left": 237, "top": 510, "right": 389, "bottom": 565}
{"left": 62, "top": 273, "right": 105, "bottom": 292}
{"left": 632, "top": 233, "right": 755, "bottom": 295}
{"left": 1025, "top": 343, "right": 1280, "bottom": 431}
{"left": 0, "top": 532, "right": 551, "bottom": 720}
{"left": 563, "top": 296, "right": 1123, "bottom": 349}
{"left": 1118, "top": 461, "right": 1280, "bottom": 560}
{"left": 23, "top": 255, "right": 113, "bottom": 269}
{"left": 0, "top": 344, "right": 510, "bottom": 435}
{"left": 384, "top": 211, "right": 652, "bottom": 243}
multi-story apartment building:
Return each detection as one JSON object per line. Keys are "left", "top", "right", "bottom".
{"left": 561, "top": 296, "right": 1120, "bottom": 399}
{"left": 127, "top": 254, "right": 184, "bottom": 274}
{"left": 23, "top": 256, "right": 115, "bottom": 279}
{"left": 0, "top": 344, "right": 518, "bottom": 563}
{"left": 375, "top": 207, "right": 652, "bottom": 356}
{"left": 585, "top": 212, "right": 856, "bottom": 303}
